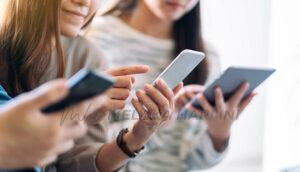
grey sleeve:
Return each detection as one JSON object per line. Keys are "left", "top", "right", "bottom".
{"left": 62, "top": 36, "right": 107, "bottom": 78}
{"left": 182, "top": 42, "right": 228, "bottom": 170}
{"left": 45, "top": 36, "right": 110, "bottom": 172}
{"left": 45, "top": 119, "right": 109, "bottom": 172}
{"left": 45, "top": 143, "right": 103, "bottom": 172}
{"left": 183, "top": 123, "right": 228, "bottom": 170}
{"left": 55, "top": 144, "right": 102, "bottom": 172}
{"left": 205, "top": 41, "right": 222, "bottom": 85}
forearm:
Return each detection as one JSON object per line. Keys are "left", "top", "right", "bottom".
{"left": 185, "top": 130, "right": 228, "bottom": 170}
{"left": 95, "top": 140, "right": 129, "bottom": 172}
{"left": 96, "top": 123, "right": 154, "bottom": 172}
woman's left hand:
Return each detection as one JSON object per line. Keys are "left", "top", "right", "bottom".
{"left": 187, "top": 82, "right": 256, "bottom": 151}
{"left": 174, "top": 85, "right": 205, "bottom": 112}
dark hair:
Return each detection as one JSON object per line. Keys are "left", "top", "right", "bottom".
{"left": 173, "top": 2, "right": 209, "bottom": 85}
{"left": 0, "top": 0, "right": 64, "bottom": 97}
{"left": 106, "top": 0, "right": 209, "bottom": 85}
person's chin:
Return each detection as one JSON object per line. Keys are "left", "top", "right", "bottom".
{"left": 61, "top": 26, "right": 81, "bottom": 38}
{"left": 161, "top": 14, "right": 180, "bottom": 22}
{"left": 158, "top": 10, "right": 180, "bottom": 21}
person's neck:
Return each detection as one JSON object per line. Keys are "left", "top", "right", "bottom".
{"left": 120, "top": 2, "right": 172, "bottom": 39}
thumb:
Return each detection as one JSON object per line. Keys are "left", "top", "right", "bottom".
{"left": 18, "top": 79, "right": 69, "bottom": 110}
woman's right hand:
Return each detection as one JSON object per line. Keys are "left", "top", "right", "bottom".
{"left": 0, "top": 79, "right": 106, "bottom": 169}
{"left": 122, "top": 79, "right": 183, "bottom": 150}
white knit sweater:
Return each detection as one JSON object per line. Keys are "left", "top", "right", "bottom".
{"left": 85, "top": 15, "right": 227, "bottom": 172}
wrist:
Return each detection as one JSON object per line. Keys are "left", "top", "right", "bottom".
{"left": 207, "top": 124, "right": 231, "bottom": 141}
{"left": 207, "top": 128, "right": 230, "bottom": 152}
{"left": 123, "top": 130, "right": 146, "bottom": 152}
{"left": 122, "top": 121, "right": 159, "bottom": 151}
{"left": 132, "top": 122, "right": 156, "bottom": 139}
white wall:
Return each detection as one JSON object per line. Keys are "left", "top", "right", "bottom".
{"left": 200, "top": 0, "right": 271, "bottom": 171}
{"left": 264, "top": 0, "right": 300, "bottom": 171}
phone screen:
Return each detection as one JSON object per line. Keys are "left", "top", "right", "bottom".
{"left": 42, "top": 69, "right": 115, "bottom": 114}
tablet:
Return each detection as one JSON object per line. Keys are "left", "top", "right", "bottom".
{"left": 191, "top": 66, "right": 276, "bottom": 110}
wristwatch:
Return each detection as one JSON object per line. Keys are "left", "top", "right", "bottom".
{"left": 116, "top": 128, "right": 144, "bottom": 158}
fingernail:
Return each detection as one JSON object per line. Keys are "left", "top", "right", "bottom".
{"left": 144, "top": 84, "right": 151, "bottom": 90}
{"left": 198, "top": 95, "right": 204, "bottom": 100}
{"left": 186, "top": 103, "right": 192, "bottom": 109}
{"left": 131, "top": 76, "right": 135, "bottom": 83}
{"left": 132, "top": 96, "right": 138, "bottom": 101}
{"left": 156, "top": 79, "right": 161, "bottom": 85}
{"left": 136, "top": 90, "right": 143, "bottom": 95}
{"left": 143, "top": 65, "right": 150, "bottom": 70}
{"left": 197, "top": 95, "right": 201, "bottom": 100}
{"left": 157, "top": 79, "right": 166, "bottom": 86}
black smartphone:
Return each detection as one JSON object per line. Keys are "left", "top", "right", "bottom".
{"left": 42, "top": 69, "right": 115, "bottom": 114}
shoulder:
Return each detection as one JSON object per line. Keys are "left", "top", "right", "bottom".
{"left": 62, "top": 36, "right": 107, "bottom": 76}
{"left": 203, "top": 40, "right": 222, "bottom": 83}
{"left": 85, "top": 15, "right": 120, "bottom": 33}
{"left": 83, "top": 15, "right": 125, "bottom": 49}
{"left": 85, "top": 14, "right": 139, "bottom": 40}
{"left": 64, "top": 35, "right": 101, "bottom": 54}
{"left": 205, "top": 41, "right": 220, "bottom": 64}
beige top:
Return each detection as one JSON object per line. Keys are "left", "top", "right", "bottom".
{"left": 42, "top": 36, "right": 107, "bottom": 172}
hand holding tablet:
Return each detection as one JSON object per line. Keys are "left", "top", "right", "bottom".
{"left": 177, "top": 67, "right": 275, "bottom": 150}
{"left": 191, "top": 66, "right": 276, "bottom": 110}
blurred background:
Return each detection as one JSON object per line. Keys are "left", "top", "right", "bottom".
{"left": 1, "top": 0, "right": 299, "bottom": 171}
{"left": 200, "top": 0, "right": 269, "bottom": 171}
{"left": 202, "top": 0, "right": 300, "bottom": 171}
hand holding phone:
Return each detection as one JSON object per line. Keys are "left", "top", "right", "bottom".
{"left": 153, "top": 49, "right": 205, "bottom": 89}
{"left": 42, "top": 69, "right": 115, "bottom": 114}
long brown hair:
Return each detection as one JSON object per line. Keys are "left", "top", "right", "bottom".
{"left": 104, "top": 0, "right": 209, "bottom": 85}
{"left": 0, "top": 0, "right": 65, "bottom": 97}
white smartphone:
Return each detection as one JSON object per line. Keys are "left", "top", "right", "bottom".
{"left": 153, "top": 49, "right": 205, "bottom": 89}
